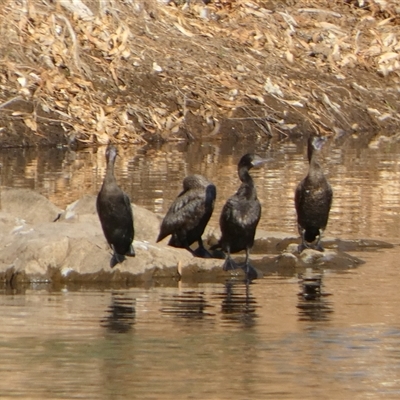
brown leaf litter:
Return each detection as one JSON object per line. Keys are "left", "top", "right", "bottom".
{"left": 0, "top": 0, "right": 399, "bottom": 147}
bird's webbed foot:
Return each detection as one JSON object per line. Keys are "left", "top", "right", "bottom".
{"left": 110, "top": 253, "right": 125, "bottom": 268}
{"left": 298, "top": 229, "right": 309, "bottom": 253}
{"left": 314, "top": 243, "right": 324, "bottom": 252}
{"left": 314, "top": 232, "right": 325, "bottom": 252}
{"left": 192, "top": 246, "right": 213, "bottom": 258}
{"left": 242, "top": 263, "right": 261, "bottom": 280}
{"left": 222, "top": 257, "right": 239, "bottom": 271}
{"left": 298, "top": 239, "right": 324, "bottom": 253}
{"left": 298, "top": 242, "right": 309, "bottom": 253}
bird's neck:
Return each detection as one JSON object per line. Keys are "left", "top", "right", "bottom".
{"left": 103, "top": 161, "right": 117, "bottom": 188}
{"left": 238, "top": 168, "right": 256, "bottom": 199}
{"left": 239, "top": 168, "right": 253, "bottom": 185}
{"left": 308, "top": 157, "right": 326, "bottom": 182}
{"left": 310, "top": 155, "right": 321, "bottom": 168}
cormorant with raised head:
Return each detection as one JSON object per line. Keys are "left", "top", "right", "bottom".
{"left": 157, "top": 174, "right": 216, "bottom": 258}
{"left": 97, "top": 145, "right": 135, "bottom": 268}
{"left": 211, "top": 153, "right": 267, "bottom": 275}
{"left": 295, "top": 135, "right": 333, "bottom": 252}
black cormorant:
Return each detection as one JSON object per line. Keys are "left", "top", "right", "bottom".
{"left": 157, "top": 174, "right": 216, "bottom": 257}
{"left": 295, "top": 135, "right": 333, "bottom": 252}
{"left": 211, "top": 153, "right": 267, "bottom": 275}
{"left": 96, "top": 145, "right": 135, "bottom": 268}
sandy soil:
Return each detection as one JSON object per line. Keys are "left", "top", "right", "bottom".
{"left": 0, "top": 0, "right": 399, "bottom": 147}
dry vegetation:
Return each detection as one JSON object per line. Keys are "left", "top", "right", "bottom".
{"left": 0, "top": 0, "right": 399, "bottom": 147}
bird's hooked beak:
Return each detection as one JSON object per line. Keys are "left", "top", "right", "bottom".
{"left": 252, "top": 155, "right": 271, "bottom": 168}
{"left": 312, "top": 136, "right": 327, "bottom": 151}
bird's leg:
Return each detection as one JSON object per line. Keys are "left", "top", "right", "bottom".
{"left": 222, "top": 247, "right": 238, "bottom": 271}
{"left": 314, "top": 229, "right": 324, "bottom": 252}
{"left": 174, "top": 234, "right": 210, "bottom": 258}
{"left": 244, "top": 248, "right": 250, "bottom": 273}
{"left": 193, "top": 238, "right": 212, "bottom": 258}
{"left": 174, "top": 234, "right": 198, "bottom": 257}
{"left": 242, "top": 248, "right": 258, "bottom": 280}
{"left": 298, "top": 227, "right": 309, "bottom": 253}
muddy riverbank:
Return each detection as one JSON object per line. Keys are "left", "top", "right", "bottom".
{"left": 0, "top": 1, "right": 399, "bottom": 147}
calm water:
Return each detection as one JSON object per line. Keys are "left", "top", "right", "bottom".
{"left": 1, "top": 137, "right": 400, "bottom": 399}
{"left": 2, "top": 137, "right": 400, "bottom": 239}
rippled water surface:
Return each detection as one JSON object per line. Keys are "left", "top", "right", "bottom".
{"left": 2, "top": 137, "right": 400, "bottom": 399}
{"left": 2, "top": 137, "right": 400, "bottom": 239}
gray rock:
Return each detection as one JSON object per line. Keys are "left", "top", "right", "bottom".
{"left": 0, "top": 188, "right": 391, "bottom": 287}
{"left": 1, "top": 187, "right": 62, "bottom": 224}
{"left": 0, "top": 190, "right": 226, "bottom": 285}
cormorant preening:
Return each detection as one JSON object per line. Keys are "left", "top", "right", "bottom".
{"left": 157, "top": 174, "right": 216, "bottom": 257}
{"left": 295, "top": 135, "right": 333, "bottom": 252}
{"left": 211, "top": 153, "right": 267, "bottom": 275}
{"left": 97, "top": 145, "right": 135, "bottom": 268}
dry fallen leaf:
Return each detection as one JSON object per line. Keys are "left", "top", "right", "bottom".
{"left": 174, "top": 22, "right": 195, "bottom": 37}
{"left": 24, "top": 118, "right": 37, "bottom": 132}
{"left": 0, "top": 0, "right": 398, "bottom": 146}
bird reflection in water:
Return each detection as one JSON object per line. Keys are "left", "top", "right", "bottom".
{"left": 101, "top": 294, "right": 136, "bottom": 333}
{"left": 218, "top": 279, "right": 259, "bottom": 328}
{"left": 160, "top": 291, "right": 214, "bottom": 320}
{"left": 297, "top": 269, "right": 333, "bottom": 322}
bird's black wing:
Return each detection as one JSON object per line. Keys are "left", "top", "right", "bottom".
{"left": 157, "top": 189, "right": 207, "bottom": 241}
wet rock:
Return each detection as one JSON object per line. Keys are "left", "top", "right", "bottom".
{"left": 0, "top": 190, "right": 227, "bottom": 285}
{"left": 251, "top": 246, "right": 365, "bottom": 277}
{"left": 0, "top": 188, "right": 390, "bottom": 286}
{"left": 332, "top": 238, "right": 394, "bottom": 252}
{"left": 284, "top": 247, "right": 362, "bottom": 271}
{"left": 59, "top": 195, "right": 162, "bottom": 243}
{"left": 258, "top": 252, "right": 299, "bottom": 277}
{"left": 300, "top": 248, "right": 327, "bottom": 264}
{"left": 1, "top": 187, "right": 62, "bottom": 224}
{"left": 298, "top": 248, "right": 363, "bottom": 270}
{"left": 207, "top": 228, "right": 298, "bottom": 255}
{"left": 60, "top": 195, "right": 97, "bottom": 221}
{"left": 253, "top": 230, "right": 295, "bottom": 254}
{"left": 276, "top": 252, "right": 299, "bottom": 268}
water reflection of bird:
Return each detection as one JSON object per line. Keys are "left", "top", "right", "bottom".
{"left": 220, "top": 280, "right": 258, "bottom": 328}
{"left": 295, "top": 136, "right": 333, "bottom": 252}
{"left": 97, "top": 145, "right": 135, "bottom": 268}
{"left": 297, "top": 269, "right": 332, "bottom": 322}
{"left": 157, "top": 174, "right": 216, "bottom": 258}
{"left": 211, "top": 154, "right": 267, "bottom": 275}
{"left": 101, "top": 294, "right": 136, "bottom": 333}
{"left": 160, "top": 291, "right": 212, "bottom": 320}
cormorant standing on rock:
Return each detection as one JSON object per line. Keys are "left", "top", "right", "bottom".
{"left": 295, "top": 135, "right": 333, "bottom": 252}
{"left": 211, "top": 153, "right": 267, "bottom": 276}
{"left": 157, "top": 174, "right": 216, "bottom": 258}
{"left": 97, "top": 145, "right": 135, "bottom": 268}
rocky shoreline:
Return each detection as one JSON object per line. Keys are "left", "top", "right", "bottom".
{"left": 0, "top": 188, "right": 393, "bottom": 288}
